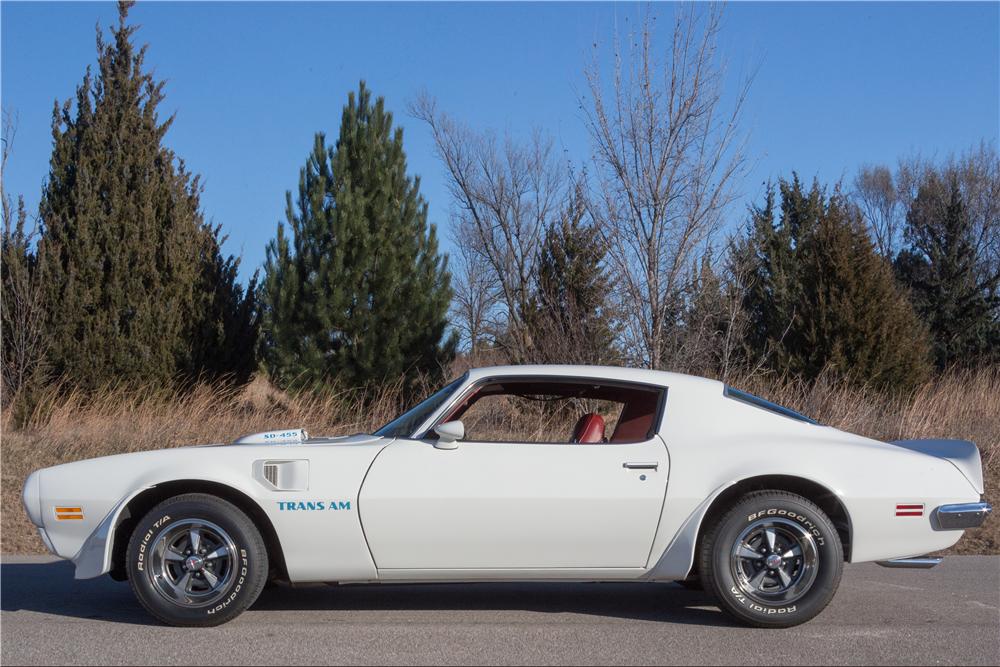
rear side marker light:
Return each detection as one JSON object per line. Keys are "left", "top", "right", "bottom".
{"left": 895, "top": 504, "right": 924, "bottom": 517}
{"left": 54, "top": 507, "right": 84, "bottom": 520}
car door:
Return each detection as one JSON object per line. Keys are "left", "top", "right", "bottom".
{"left": 358, "top": 434, "right": 669, "bottom": 571}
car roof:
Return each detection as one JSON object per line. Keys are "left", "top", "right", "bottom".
{"left": 463, "top": 365, "right": 724, "bottom": 393}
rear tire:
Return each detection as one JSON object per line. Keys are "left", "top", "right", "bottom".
{"left": 126, "top": 493, "right": 268, "bottom": 627}
{"left": 699, "top": 490, "right": 843, "bottom": 628}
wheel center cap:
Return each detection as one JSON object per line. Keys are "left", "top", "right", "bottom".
{"left": 765, "top": 554, "right": 783, "bottom": 569}
{"left": 185, "top": 556, "right": 204, "bottom": 571}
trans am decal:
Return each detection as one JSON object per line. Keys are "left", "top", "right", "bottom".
{"left": 276, "top": 501, "right": 351, "bottom": 511}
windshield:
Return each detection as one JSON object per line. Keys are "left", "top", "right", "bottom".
{"left": 374, "top": 376, "right": 466, "bottom": 438}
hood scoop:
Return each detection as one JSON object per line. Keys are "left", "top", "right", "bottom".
{"left": 233, "top": 428, "right": 308, "bottom": 445}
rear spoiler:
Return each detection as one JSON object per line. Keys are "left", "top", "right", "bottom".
{"left": 890, "top": 439, "right": 984, "bottom": 494}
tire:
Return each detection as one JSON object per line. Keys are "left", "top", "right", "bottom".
{"left": 699, "top": 490, "right": 843, "bottom": 628}
{"left": 126, "top": 493, "right": 268, "bottom": 627}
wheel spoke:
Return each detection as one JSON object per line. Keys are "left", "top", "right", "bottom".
{"left": 748, "top": 567, "right": 769, "bottom": 589}
{"left": 202, "top": 568, "right": 219, "bottom": 588}
{"left": 764, "top": 528, "right": 777, "bottom": 552}
{"left": 782, "top": 545, "right": 803, "bottom": 559}
{"left": 738, "top": 545, "right": 761, "bottom": 561}
{"left": 164, "top": 548, "right": 186, "bottom": 562}
{"left": 189, "top": 529, "right": 202, "bottom": 553}
{"left": 776, "top": 568, "right": 792, "bottom": 588}
{"left": 204, "top": 545, "right": 229, "bottom": 561}
{"left": 176, "top": 572, "right": 193, "bottom": 595}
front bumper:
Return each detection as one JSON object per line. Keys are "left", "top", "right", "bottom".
{"left": 937, "top": 502, "right": 993, "bottom": 530}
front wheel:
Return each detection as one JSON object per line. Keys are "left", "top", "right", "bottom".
{"left": 126, "top": 493, "right": 268, "bottom": 626}
{"left": 699, "top": 490, "right": 843, "bottom": 628}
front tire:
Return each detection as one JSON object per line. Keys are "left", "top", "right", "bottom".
{"left": 700, "top": 490, "right": 843, "bottom": 628}
{"left": 126, "top": 493, "right": 268, "bottom": 627}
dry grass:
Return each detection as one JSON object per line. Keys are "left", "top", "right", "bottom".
{"left": 3, "top": 370, "right": 997, "bottom": 556}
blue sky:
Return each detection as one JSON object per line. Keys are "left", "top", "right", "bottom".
{"left": 2, "top": 2, "right": 997, "bottom": 285}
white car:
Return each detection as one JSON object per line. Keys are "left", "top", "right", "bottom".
{"left": 22, "top": 365, "right": 992, "bottom": 628}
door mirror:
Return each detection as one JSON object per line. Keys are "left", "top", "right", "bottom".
{"left": 433, "top": 421, "right": 465, "bottom": 449}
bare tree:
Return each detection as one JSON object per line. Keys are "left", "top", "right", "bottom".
{"left": 953, "top": 140, "right": 1000, "bottom": 286}
{"left": 406, "top": 92, "right": 565, "bottom": 357}
{"left": 892, "top": 142, "right": 999, "bottom": 286}
{"left": 1, "top": 106, "right": 49, "bottom": 408}
{"left": 580, "top": 2, "right": 758, "bottom": 369}
{"left": 853, "top": 164, "right": 901, "bottom": 261}
{"left": 448, "top": 222, "right": 502, "bottom": 353}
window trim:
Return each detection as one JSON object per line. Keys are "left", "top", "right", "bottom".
{"left": 416, "top": 375, "right": 668, "bottom": 444}
{"left": 723, "top": 386, "right": 819, "bottom": 425}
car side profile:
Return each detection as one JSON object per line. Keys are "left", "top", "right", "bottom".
{"left": 22, "top": 365, "right": 992, "bottom": 627}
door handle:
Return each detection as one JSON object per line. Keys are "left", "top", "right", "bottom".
{"left": 624, "top": 462, "right": 658, "bottom": 470}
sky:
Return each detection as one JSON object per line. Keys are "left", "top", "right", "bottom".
{"left": 2, "top": 2, "right": 998, "bottom": 286}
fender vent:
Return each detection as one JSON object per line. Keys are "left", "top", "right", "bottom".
{"left": 263, "top": 464, "right": 278, "bottom": 487}
{"left": 252, "top": 460, "right": 309, "bottom": 491}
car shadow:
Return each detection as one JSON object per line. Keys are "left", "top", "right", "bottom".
{"left": 254, "top": 580, "right": 739, "bottom": 627}
{"left": 1, "top": 560, "right": 738, "bottom": 628}
{"left": 1, "top": 560, "right": 154, "bottom": 626}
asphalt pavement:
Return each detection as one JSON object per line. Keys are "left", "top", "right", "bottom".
{"left": 2, "top": 555, "right": 998, "bottom": 665}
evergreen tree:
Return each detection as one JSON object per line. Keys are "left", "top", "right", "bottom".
{"left": 739, "top": 177, "right": 929, "bottom": 389}
{"left": 35, "top": 1, "right": 257, "bottom": 390}
{"left": 522, "top": 179, "right": 618, "bottom": 365}
{"left": 262, "top": 81, "right": 455, "bottom": 393}
{"left": 895, "top": 174, "right": 1000, "bottom": 369}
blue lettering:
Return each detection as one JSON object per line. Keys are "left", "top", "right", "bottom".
{"left": 307, "top": 502, "right": 317, "bottom": 510}
{"left": 276, "top": 502, "right": 285, "bottom": 510}
{"left": 317, "top": 502, "right": 325, "bottom": 510}
{"left": 297, "top": 502, "right": 307, "bottom": 510}
{"left": 339, "top": 502, "right": 350, "bottom": 510}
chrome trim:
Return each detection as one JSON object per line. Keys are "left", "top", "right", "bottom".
{"left": 876, "top": 557, "right": 942, "bottom": 569}
{"left": 936, "top": 502, "right": 993, "bottom": 530}
{"left": 623, "top": 462, "right": 659, "bottom": 470}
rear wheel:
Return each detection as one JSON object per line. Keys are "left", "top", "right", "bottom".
{"left": 699, "top": 490, "right": 843, "bottom": 628}
{"left": 126, "top": 493, "right": 268, "bottom": 626}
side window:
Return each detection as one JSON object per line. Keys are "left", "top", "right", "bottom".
{"left": 432, "top": 379, "right": 663, "bottom": 444}
{"left": 461, "top": 393, "right": 624, "bottom": 444}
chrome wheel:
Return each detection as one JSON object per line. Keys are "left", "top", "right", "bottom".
{"left": 730, "top": 517, "right": 818, "bottom": 605}
{"left": 149, "top": 519, "right": 237, "bottom": 607}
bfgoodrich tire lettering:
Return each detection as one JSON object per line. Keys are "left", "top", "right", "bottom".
{"left": 700, "top": 490, "right": 843, "bottom": 628}
{"left": 126, "top": 493, "right": 268, "bottom": 627}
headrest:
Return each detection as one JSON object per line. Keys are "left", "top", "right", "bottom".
{"left": 572, "top": 413, "right": 605, "bottom": 443}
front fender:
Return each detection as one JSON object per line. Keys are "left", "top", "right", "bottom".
{"left": 72, "top": 486, "right": 152, "bottom": 579}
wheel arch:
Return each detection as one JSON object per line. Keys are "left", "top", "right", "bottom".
{"left": 693, "top": 475, "right": 852, "bottom": 571}
{"left": 108, "top": 480, "right": 288, "bottom": 583}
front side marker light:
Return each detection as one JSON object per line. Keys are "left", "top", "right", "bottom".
{"left": 54, "top": 507, "right": 84, "bottom": 520}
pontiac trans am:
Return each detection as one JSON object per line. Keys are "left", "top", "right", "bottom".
{"left": 21, "top": 365, "right": 993, "bottom": 627}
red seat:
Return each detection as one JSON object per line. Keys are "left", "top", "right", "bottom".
{"left": 571, "top": 413, "right": 605, "bottom": 443}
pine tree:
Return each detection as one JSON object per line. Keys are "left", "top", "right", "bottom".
{"left": 35, "top": 1, "right": 257, "bottom": 390}
{"left": 262, "top": 82, "right": 455, "bottom": 394}
{"left": 895, "top": 175, "right": 1000, "bottom": 369}
{"left": 740, "top": 177, "right": 929, "bottom": 389}
{"left": 522, "top": 179, "right": 618, "bottom": 365}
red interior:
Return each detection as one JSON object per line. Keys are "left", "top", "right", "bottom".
{"left": 571, "top": 413, "right": 606, "bottom": 443}
{"left": 608, "top": 391, "right": 660, "bottom": 443}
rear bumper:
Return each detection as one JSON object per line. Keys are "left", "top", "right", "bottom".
{"left": 936, "top": 502, "right": 992, "bottom": 530}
